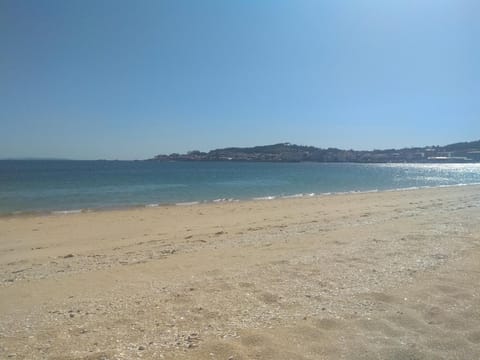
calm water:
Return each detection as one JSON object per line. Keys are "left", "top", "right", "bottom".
{"left": 1, "top": 160, "right": 480, "bottom": 214}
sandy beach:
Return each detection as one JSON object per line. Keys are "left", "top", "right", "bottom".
{"left": 1, "top": 185, "right": 480, "bottom": 359}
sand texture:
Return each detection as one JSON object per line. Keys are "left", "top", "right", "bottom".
{"left": 1, "top": 186, "right": 480, "bottom": 359}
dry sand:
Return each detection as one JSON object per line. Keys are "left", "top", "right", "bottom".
{"left": 1, "top": 186, "right": 480, "bottom": 359}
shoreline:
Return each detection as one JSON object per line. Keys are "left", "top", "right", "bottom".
{"left": 2, "top": 181, "right": 480, "bottom": 218}
{"left": 1, "top": 185, "right": 480, "bottom": 359}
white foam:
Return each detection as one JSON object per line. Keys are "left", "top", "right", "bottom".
{"left": 281, "top": 193, "right": 304, "bottom": 199}
{"left": 213, "top": 198, "right": 235, "bottom": 203}
{"left": 52, "top": 209, "right": 83, "bottom": 215}
{"left": 175, "top": 201, "right": 200, "bottom": 206}
{"left": 253, "top": 196, "right": 276, "bottom": 201}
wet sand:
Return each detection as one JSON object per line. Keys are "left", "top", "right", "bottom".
{"left": 1, "top": 186, "right": 480, "bottom": 359}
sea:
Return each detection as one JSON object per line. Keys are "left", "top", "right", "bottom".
{"left": 1, "top": 160, "right": 480, "bottom": 215}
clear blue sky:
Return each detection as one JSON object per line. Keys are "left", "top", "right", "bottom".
{"left": 1, "top": 0, "right": 479, "bottom": 160}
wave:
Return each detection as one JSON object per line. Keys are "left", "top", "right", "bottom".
{"left": 253, "top": 196, "right": 276, "bottom": 201}
{"left": 175, "top": 201, "right": 200, "bottom": 206}
{"left": 281, "top": 193, "right": 304, "bottom": 199}
{"left": 212, "top": 198, "right": 236, "bottom": 203}
{"left": 145, "top": 203, "right": 159, "bottom": 207}
{"left": 51, "top": 209, "right": 85, "bottom": 215}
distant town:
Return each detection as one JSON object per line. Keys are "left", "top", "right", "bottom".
{"left": 150, "top": 140, "right": 480, "bottom": 163}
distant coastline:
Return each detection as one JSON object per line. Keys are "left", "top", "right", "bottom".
{"left": 150, "top": 140, "right": 480, "bottom": 163}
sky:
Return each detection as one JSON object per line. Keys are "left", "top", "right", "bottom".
{"left": 1, "top": 0, "right": 479, "bottom": 160}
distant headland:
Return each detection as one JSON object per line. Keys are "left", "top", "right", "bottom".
{"left": 150, "top": 140, "right": 480, "bottom": 163}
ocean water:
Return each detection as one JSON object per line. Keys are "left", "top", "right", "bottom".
{"left": 1, "top": 160, "right": 480, "bottom": 214}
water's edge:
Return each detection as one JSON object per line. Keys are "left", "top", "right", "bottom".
{"left": 2, "top": 182, "right": 479, "bottom": 218}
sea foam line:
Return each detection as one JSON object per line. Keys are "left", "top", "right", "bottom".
{"left": 253, "top": 195, "right": 276, "bottom": 201}
{"left": 175, "top": 201, "right": 200, "bottom": 206}
{"left": 213, "top": 198, "right": 235, "bottom": 203}
{"left": 146, "top": 203, "right": 160, "bottom": 207}
{"left": 51, "top": 209, "right": 84, "bottom": 215}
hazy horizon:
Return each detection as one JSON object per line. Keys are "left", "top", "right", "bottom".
{"left": 1, "top": 1, "right": 479, "bottom": 160}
